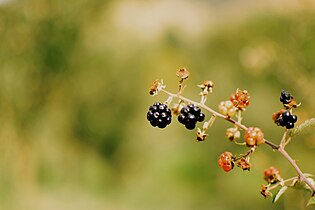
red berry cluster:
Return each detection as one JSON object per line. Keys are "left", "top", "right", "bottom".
{"left": 244, "top": 127, "right": 265, "bottom": 147}
{"left": 218, "top": 152, "right": 234, "bottom": 172}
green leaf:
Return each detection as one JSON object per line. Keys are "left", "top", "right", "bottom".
{"left": 292, "top": 178, "right": 315, "bottom": 193}
{"left": 273, "top": 186, "right": 288, "bottom": 203}
{"left": 289, "top": 118, "right": 315, "bottom": 137}
{"left": 307, "top": 196, "right": 315, "bottom": 207}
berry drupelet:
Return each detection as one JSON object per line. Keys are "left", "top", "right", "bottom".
{"left": 178, "top": 104, "right": 205, "bottom": 130}
{"left": 147, "top": 102, "right": 172, "bottom": 128}
{"left": 280, "top": 90, "right": 292, "bottom": 105}
{"left": 277, "top": 111, "right": 297, "bottom": 129}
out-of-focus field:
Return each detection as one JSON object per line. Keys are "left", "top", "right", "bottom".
{"left": 0, "top": 0, "right": 315, "bottom": 209}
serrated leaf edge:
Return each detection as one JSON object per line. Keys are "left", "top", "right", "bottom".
{"left": 289, "top": 118, "right": 315, "bottom": 137}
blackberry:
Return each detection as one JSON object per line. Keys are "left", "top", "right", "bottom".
{"left": 276, "top": 111, "right": 298, "bottom": 129}
{"left": 280, "top": 90, "right": 292, "bottom": 104}
{"left": 178, "top": 104, "right": 205, "bottom": 130}
{"left": 147, "top": 102, "right": 172, "bottom": 128}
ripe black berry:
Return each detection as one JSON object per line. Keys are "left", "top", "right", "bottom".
{"left": 177, "top": 104, "right": 205, "bottom": 130}
{"left": 147, "top": 102, "right": 172, "bottom": 128}
{"left": 276, "top": 110, "right": 298, "bottom": 129}
{"left": 280, "top": 90, "right": 292, "bottom": 104}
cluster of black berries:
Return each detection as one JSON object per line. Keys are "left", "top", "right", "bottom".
{"left": 147, "top": 102, "right": 172, "bottom": 128}
{"left": 277, "top": 111, "right": 297, "bottom": 129}
{"left": 178, "top": 104, "right": 205, "bottom": 130}
{"left": 280, "top": 90, "right": 293, "bottom": 104}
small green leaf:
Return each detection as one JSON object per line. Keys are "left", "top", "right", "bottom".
{"left": 273, "top": 186, "right": 288, "bottom": 203}
{"left": 307, "top": 196, "right": 315, "bottom": 207}
{"left": 289, "top": 118, "right": 315, "bottom": 137}
{"left": 292, "top": 178, "right": 315, "bottom": 193}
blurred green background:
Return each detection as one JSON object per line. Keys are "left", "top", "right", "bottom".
{"left": 0, "top": 0, "right": 315, "bottom": 209}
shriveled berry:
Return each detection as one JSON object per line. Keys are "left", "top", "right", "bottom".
{"left": 264, "top": 166, "right": 281, "bottom": 184}
{"left": 147, "top": 102, "right": 172, "bottom": 129}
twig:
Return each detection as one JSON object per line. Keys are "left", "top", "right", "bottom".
{"left": 160, "top": 89, "right": 315, "bottom": 193}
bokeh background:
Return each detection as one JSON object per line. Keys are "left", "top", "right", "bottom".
{"left": 0, "top": 0, "right": 315, "bottom": 209}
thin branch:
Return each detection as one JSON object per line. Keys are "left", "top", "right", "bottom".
{"left": 160, "top": 88, "right": 315, "bottom": 193}
{"left": 278, "top": 147, "right": 315, "bottom": 193}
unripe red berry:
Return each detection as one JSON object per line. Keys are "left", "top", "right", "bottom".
{"left": 218, "top": 152, "right": 234, "bottom": 172}
{"left": 244, "top": 127, "right": 265, "bottom": 146}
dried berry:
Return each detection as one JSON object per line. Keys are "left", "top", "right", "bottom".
{"left": 236, "top": 157, "right": 251, "bottom": 171}
{"left": 264, "top": 166, "right": 282, "bottom": 184}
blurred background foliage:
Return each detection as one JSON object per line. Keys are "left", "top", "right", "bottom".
{"left": 0, "top": 0, "right": 315, "bottom": 209}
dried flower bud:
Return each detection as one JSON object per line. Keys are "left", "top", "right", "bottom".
{"left": 172, "top": 103, "right": 183, "bottom": 116}
{"left": 149, "top": 79, "right": 165, "bottom": 96}
{"left": 196, "top": 128, "right": 207, "bottom": 142}
{"left": 226, "top": 127, "right": 240, "bottom": 141}
{"left": 176, "top": 68, "right": 189, "bottom": 80}
{"left": 198, "top": 80, "right": 214, "bottom": 95}
{"left": 230, "top": 89, "right": 250, "bottom": 110}
{"left": 264, "top": 166, "right": 282, "bottom": 184}
{"left": 236, "top": 157, "right": 251, "bottom": 171}
{"left": 284, "top": 99, "right": 301, "bottom": 109}
{"left": 260, "top": 184, "right": 272, "bottom": 198}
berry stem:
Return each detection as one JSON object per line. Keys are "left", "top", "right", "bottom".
{"left": 267, "top": 176, "right": 298, "bottom": 191}
{"left": 278, "top": 146, "right": 315, "bottom": 193}
{"left": 160, "top": 88, "right": 315, "bottom": 193}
